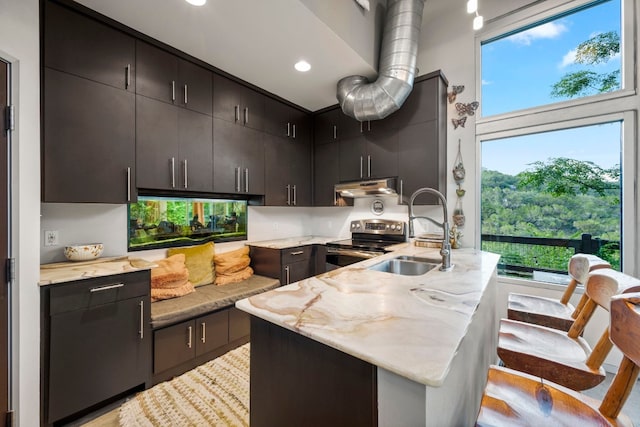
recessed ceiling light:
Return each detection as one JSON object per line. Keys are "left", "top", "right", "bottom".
{"left": 294, "top": 60, "right": 311, "bottom": 72}
{"left": 473, "top": 15, "right": 484, "bottom": 30}
{"left": 466, "top": 0, "right": 477, "bottom": 14}
{"left": 185, "top": 0, "right": 206, "bottom": 6}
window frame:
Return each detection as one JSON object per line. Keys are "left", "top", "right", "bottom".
{"left": 474, "top": 0, "right": 638, "bottom": 278}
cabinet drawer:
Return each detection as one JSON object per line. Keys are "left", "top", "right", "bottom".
{"left": 196, "top": 310, "right": 229, "bottom": 356}
{"left": 49, "top": 270, "right": 150, "bottom": 315}
{"left": 281, "top": 246, "right": 313, "bottom": 264}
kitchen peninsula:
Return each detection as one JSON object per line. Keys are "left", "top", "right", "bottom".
{"left": 237, "top": 246, "right": 500, "bottom": 426}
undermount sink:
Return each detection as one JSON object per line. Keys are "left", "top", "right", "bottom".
{"left": 367, "top": 256, "right": 440, "bottom": 276}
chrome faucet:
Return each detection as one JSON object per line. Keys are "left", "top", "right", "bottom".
{"left": 408, "top": 187, "right": 453, "bottom": 271}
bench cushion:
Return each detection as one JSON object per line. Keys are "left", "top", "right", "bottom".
{"left": 150, "top": 274, "right": 279, "bottom": 329}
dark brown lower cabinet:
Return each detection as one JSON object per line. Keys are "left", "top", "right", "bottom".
{"left": 250, "top": 316, "right": 378, "bottom": 427}
{"left": 152, "top": 306, "right": 250, "bottom": 384}
{"left": 249, "top": 244, "right": 324, "bottom": 286}
{"left": 42, "top": 270, "right": 151, "bottom": 426}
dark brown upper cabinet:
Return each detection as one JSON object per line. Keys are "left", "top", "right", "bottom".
{"left": 338, "top": 129, "right": 398, "bottom": 183}
{"left": 43, "top": 68, "right": 136, "bottom": 204}
{"left": 263, "top": 98, "right": 311, "bottom": 142}
{"left": 44, "top": 1, "right": 135, "bottom": 91}
{"left": 136, "top": 41, "right": 212, "bottom": 115}
{"left": 213, "top": 74, "right": 265, "bottom": 131}
{"left": 264, "top": 132, "right": 312, "bottom": 207}
{"left": 136, "top": 96, "right": 213, "bottom": 193}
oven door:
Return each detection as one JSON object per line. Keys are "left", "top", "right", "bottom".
{"left": 325, "top": 247, "right": 384, "bottom": 271}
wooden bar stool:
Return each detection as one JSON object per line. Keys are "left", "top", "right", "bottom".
{"left": 498, "top": 269, "right": 640, "bottom": 391}
{"left": 508, "top": 254, "right": 610, "bottom": 331}
{"left": 477, "top": 291, "right": 640, "bottom": 427}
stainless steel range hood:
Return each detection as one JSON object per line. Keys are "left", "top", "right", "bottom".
{"left": 335, "top": 178, "right": 398, "bottom": 198}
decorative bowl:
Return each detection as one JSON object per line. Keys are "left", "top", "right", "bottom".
{"left": 64, "top": 243, "right": 104, "bottom": 262}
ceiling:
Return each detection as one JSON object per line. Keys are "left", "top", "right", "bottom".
{"left": 75, "top": 0, "right": 387, "bottom": 112}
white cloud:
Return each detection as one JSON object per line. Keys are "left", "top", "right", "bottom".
{"left": 509, "top": 21, "right": 568, "bottom": 46}
{"left": 482, "top": 79, "right": 493, "bottom": 86}
{"left": 560, "top": 49, "right": 577, "bottom": 67}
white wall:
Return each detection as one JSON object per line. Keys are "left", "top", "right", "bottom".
{"left": 0, "top": 0, "right": 41, "bottom": 425}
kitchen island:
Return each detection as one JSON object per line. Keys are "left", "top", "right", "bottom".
{"left": 236, "top": 246, "right": 500, "bottom": 426}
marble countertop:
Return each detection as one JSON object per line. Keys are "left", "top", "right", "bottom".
{"left": 39, "top": 256, "right": 154, "bottom": 286}
{"left": 236, "top": 245, "right": 500, "bottom": 386}
{"left": 247, "top": 236, "right": 342, "bottom": 249}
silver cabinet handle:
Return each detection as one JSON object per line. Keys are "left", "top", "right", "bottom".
{"left": 360, "top": 121, "right": 364, "bottom": 133}
{"left": 286, "top": 184, "right": 291, "bottom": 205}
{"left": 183, "top": 159, "right": 188, "bottom": 189}
{"left": 170, "top": 157, "right": 176, "bottom": 188}
{"left": 399, "top": 179, "right": 404, "bottom": 204}
{"left": 333, "top": 125, "right": 337, "bottom": 140}
{"left": 126, "top": 167, "right": 131, "bottom": 202}
{"left": 139, "top": 301, "right": 144, "bottom": 340}
{"left": 367, "top": 120, "right": 371, "bottom": 131}
{"left": 292, "top": 184, "right": 297, "bottom": 205}
{"left": 333, "top": 188, "right": 337, "bottom": 206}
{"left": 285, "top": 265, "right": 290, "bottom": 285}
{"left": 244, "top": 107, "right": 249, "bottom": 125}
{"left": 287, "top": 122, "right": 291, "bottom": 137}
{"left": 125, "top": 64, "right": 131, "bottom": 89}
{"left": 360, "top": 156, "right": 363, "bottom": 178}
{"left": 171, "top": 80, "right": 176, "bottom": 102}
{"left": 367, "top": 155, "right": 371, "bottom": 177}
{"left": 235, "top": 167, "right": 241, "bottom": 192}
{"left": 187, "top": 326, "right": 193, "bottom": 348}
{"left": 234, "top": 105, "right": 240, "bottom": 123}
{"left": 184, "top": 84, "right": 188, "bottom": 104}
{"left": 90, "top": 283, "right": 124, "bottom": 293}
{"left": 290, "top": 250, "right": 304, "bottom": 256}
{"left": 244, "top": 168, "right": 249, "bottom": 193}
{"left": 201, "top": 322, "right": 206, "bottom": 343}
{"left": 292, "top": 124, "right": 296, "bottom": 139}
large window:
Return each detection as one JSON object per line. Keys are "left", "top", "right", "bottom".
{"left": 481, "top": 0, "right": 621, "bottom": 117}
{"left": 128, "top": 196, "right": 247, "bottom": 251}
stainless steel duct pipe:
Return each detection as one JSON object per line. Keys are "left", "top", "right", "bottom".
{"left": 337, "top": 0, "right": 425, "bottom": 121}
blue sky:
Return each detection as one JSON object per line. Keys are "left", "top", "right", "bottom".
{"left": 480, "top": 0, "right": 621, "bottom": 175}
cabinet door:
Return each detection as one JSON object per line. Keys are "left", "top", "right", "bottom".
{"left": 213, "top": 118, "right": 264, "bottom": 194}
{"left": 289, "top": 134, "right": 312, "bottom": 206}
{"left": 365, "top": 129, "right": 398, "bottom": 179}
{"left": 314, "top": 108, "right": 340, "bottom": 145}
{"left": 398, "top": 120, "right": 445, "bottom": 205}
{"left": 195, "top": 310, "right": 229, "bottom": 356}
{"left": 153, "top": 320, "right": 196, "bottom": 374}
{"left": 136, "top": 41, "right": 179, "bottom": 104}
{"left": 263, "top": 98, "right": 291, "bottom": 138}
{"left": 212, "top": 74, "right": 242, "bottom": 124}
{"left": 314, "top": 142, "right": 339, "bottom": 206}
{"left": 282, "top": 260, "right": 313, "bottom": 286}
{"left": 241, "top": 85, "right": 265, "bottom": 131}
{"left": 338, "top": 135, "right": 366, "bottom": 182}
{"left": 264, "top": 134, "right": 290, "bottom": 206}
{"left": 49, "top": 296, "right": 149, "bottom": 423}
{"left": 388, "top": 75, "right": 444, "bottom": 129}
{"left": 178, "top": 59, "right": 213, "bottom": 115}
{"left": 229, "top": 307, "right": 251, "bottom": 342}
{"left": 44, "top": 1, "right": 135, "bottom": 91}
{"left": 43, "top": 68, "right": 135, "bottom": 203}
{"left": 178, "top": 109, "right": 213, "bottom": 192}
{"left": 136, "top": 96, "right": 180, "bottom": 191}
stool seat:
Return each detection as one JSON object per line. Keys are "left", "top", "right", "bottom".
{"left": 508, "top": 293, "right": 575, "bottom": 331}
{"left": 498, "top": 318, "right": 605, "bottom": 390}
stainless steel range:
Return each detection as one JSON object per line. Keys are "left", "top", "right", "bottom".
{"left": 326, "top": 219, "right": 407, "bottom": 270}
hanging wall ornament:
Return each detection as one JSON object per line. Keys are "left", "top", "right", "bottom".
{"left": 452, "top": 139, "right": 465, "bottom": 184}
{"left": 453, "top": 197, "right": 466, "bottom": 227}
{"left": 447, "top": 85, "right": 465, "bottom": 104}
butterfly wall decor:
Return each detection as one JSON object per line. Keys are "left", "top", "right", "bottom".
{"left": 447, "top": 85, "right": 465, "bottom": 104}
{"left": 455, "top": 101, "right": 479, "bottom": 116}
{"left": 451, "top": 116, "right": 467, "bottom": 129}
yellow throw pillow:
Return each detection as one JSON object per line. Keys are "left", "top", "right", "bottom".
{"left": 214, "top": 246, "right": 250, "bottom": 275}
{"left": 167, "top": 242, "right": 215, "bottom": 287}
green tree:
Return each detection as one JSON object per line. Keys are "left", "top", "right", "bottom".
{"left": 551, "top": 31, "right": 620, "bottom": 98}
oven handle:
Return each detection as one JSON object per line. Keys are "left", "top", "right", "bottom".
{"left": 325, "top": 247, "right": 385, "bottom": 259}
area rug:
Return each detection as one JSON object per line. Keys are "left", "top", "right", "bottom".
{"left": 119, "top": 344, "right": 250, "bottom": 426}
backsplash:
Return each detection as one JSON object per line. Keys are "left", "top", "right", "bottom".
{"left": 40, "top": 197, "right": 445, "bottom": 264}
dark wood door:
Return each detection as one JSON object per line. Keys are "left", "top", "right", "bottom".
{"left": 240, "top": 84, "right": 265, "bottom": 131}
{"left": 282, "top": 260, "right": 313, "bottom": 285}
{"left": 338, "top": 135, "right": 366, "bottom": 182}
{"left": 263, "top": 98, "right": 291, "bottom": 137}
{"left": 213, "top": 118, "right": 255, "bottom": 194}
{"left": 289, "top": 134, "right": 312, "bottom": 206}
{"left": 314, "top": 141, "right": 339, "bottom": 206}
{"left": 264, "top": 134, "right": 290, "bottom": 205}
{"left": 136, "top": 41, "right": 178, "bottom": 104}
{"left": 365, "top": 129, "right": 398, "bottom": 179}
{"left": 153, "top": 320, "right": 196, "bottom": 374}
{"left": 195, "top": 311, "right": 229, "bottom": 356}
{"left": 44, "top": 1, "right": 135, "bottom": 91}
{"left": 136, "top": 95, "right": 179, "bottom": 191}
{"left": 313, "top": 108, "right": 340, "bottom": 145}
{"left": 212, "top": 74, "right": 244, "bottom": 124}
{"left": 0, "top": 60, "right": 9, "bottom": 427}
{"left": 178, "top": 59, "right": 212, "bottom": 115}
{"left": 43, "top": 68, "right": 135, "bottom": 203}
{"left": 178, "top": 109, "right": 213, "bottom": 192}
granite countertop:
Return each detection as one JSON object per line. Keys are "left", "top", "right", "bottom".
{"left": 39, "top": 256, "right": 155, "bottom": 286}
{"left": 247, "top": 236, "right": 342, "bottom": 249}
{"left": 236, "top": 245, "right": 500, "bottom": 387}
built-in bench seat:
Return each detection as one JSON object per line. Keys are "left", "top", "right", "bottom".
{"left": 150, "top": 274, "right": 280, "bottom": 329}
{"left": 149, "top": 274, "right": 279, "bottom": 384}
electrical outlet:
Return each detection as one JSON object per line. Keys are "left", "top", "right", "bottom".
{"left": 44, "top": 230, "right": 59, "bottom": 246}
